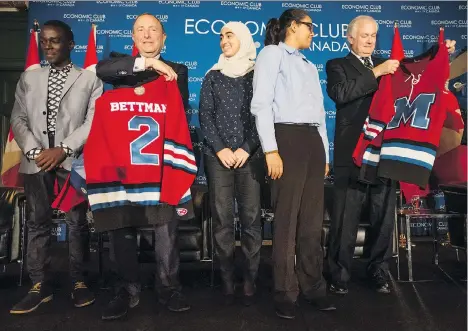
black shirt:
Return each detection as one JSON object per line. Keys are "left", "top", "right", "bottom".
{"left": 199, "top": 70, "right": 261, "bottom": 159}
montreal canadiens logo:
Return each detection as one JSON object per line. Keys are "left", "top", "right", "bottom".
{"left": 176, "top": 208, "right": 188, "bottom": 216}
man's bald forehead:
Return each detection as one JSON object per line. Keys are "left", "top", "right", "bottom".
{"left": 133, "top": 13, "right": 165, "bottom": 32}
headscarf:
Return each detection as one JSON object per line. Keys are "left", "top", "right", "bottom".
{"left": 209, "top": 21, "right": 256, "bottom": 78}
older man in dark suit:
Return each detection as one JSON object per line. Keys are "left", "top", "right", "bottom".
{"left": 326, "top": 15, "right": 456, "bottom": 295}
{"left": 95, "top": 13, "right": 191, "bottom": 320}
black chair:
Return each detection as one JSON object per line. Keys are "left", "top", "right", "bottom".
{"left": 0, "top": 187, "right": 27, "bottom": 285}
{"left": 439, "top": 183, "right": 467, "bottom": 253}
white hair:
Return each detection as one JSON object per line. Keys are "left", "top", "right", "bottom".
{"left": 347, "top": 15, "right": 379, "bottom": 38}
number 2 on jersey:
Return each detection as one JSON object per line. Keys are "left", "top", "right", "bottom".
{"left": 128, "top": 116, "right": 160, "bottom": 165}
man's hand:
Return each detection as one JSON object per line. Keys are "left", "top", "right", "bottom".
{"left": 445, "top": 39, "right": 456, "bottom": 54}
{"left": 233, "top": 148, "right": 250, "bottom": 168}
{"left": 216, "top": 148, "right": 237, "bottom": 169}
{"left": 265, "top": 151, "right": 283, "bottom": 180}
{"left": 372, "top": 59, "right": 400, "bottom": 78}
{"left": 325, "top": 163, "right": 330, "bottom": 177}
{"left": 35, "top": 147, "right": 66, "bottom": 172}
{"left": 145, "top": 58, "right": 177, "bottom": 81}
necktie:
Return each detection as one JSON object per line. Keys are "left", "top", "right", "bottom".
{"left": 362, "top": 57, "right": 373, "bottom": 70}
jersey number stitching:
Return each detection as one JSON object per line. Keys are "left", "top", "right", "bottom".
{"left": 128, "top": 115, "right": 160, "bottom": 165}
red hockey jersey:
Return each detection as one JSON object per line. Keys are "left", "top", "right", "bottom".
{"left": 84, "top": 77, "right": 197, "bottom": 211}
{"left": 353, "top": 35, "right": 464, "bottom": 188}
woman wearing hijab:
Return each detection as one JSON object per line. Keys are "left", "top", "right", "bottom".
{"left": 199, "top": 22, "right": 263, "bottom": 306}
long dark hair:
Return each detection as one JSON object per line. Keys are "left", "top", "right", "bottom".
{"left": 264, "top": 9, "right": 309, "bottom": 46}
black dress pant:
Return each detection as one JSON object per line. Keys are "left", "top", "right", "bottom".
{"left": 328, "top": 166, "right": 396, "bottom": 284}
{"left": 23, "top": 168, "right": 89, "bottom": 284}
{"left": 205, "top": 155, "right": 262, "bottom": 286}
{"left": 271, "top": 124, "right": 326, "bottom": 304}
{"left": 109, "top": 220, "right": 180, "bottom": 296}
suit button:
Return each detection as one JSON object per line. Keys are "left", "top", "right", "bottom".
{"left": 42, "top": 131, "right": 47, "bottom": 134}
{"left": 42, "top": 111, "right": 46, "bottom": 115}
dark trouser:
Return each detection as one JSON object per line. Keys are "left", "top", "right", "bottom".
{"left": 205, "top": 155, "right": 262, "bottom": 287}
{"left": 328, "top": 166, "right": 396, "bottom": 284}
{"left": 109, "top": 220, "right": 180, "bottom": 296}
{"left": 271, "top": 124, "right": 326, "bottom": 304}
{"left": 24, "top": 168, "right": 89, "bottom": 284}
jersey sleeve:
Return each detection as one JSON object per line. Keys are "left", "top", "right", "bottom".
{"left": 160, "top": 80, "right": 197, "bottom": 205}
{"left": 352, "top": 74, "right": 394, "bottom": 167}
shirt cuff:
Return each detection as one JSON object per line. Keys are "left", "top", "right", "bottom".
{"left": 58, "top": 143, "right": 73, "bottom": 157}
{"left": 26, "top": 148, "right": 43, "bottom": 161}
{"left": 133, "top": 57, "right": 146, "bottom": 73}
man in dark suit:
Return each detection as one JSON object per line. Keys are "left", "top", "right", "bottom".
{"left": 95, "top": 13, "right": 191, "bottom": 320}
{"left": 326, "top": 15, "right": 456, "bottom": 295}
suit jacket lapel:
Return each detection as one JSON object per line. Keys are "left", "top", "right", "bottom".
{"left": 37, "top": 67, "right": 50, "bottom": 114}
{"left": 345, "top": 52, "right": 370, "bottom": 76}
{"left": 61, "top": 65, "right": 82, "bottom": 99}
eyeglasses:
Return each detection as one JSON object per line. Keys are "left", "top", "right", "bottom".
{"left": 297, "top": 21, "right": 314, "bottom": 33}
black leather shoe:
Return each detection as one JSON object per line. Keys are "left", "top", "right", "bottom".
{"left": 370, "top": 269, "right": 391, "bottom": 294}
{"left": 275, "top": 302, "right": 296, "bottom": 319}
{"left": 329, "top": 282, "right": 348, "bottom": 295}
{"left": 306, "top": 296, "right": 336, "bottom": 311}
{"left": 160, "top": 291, "right": 191, "bottom": 312}
{"left": 102, "top": 288, "right": 139, "bottom": 320}
{"left": 72, "top": 282, "right": 95, "bottom": 308}
{"left": 10, "top": 282, "right": 53, "bottom": 314}
{"left": 242, "top": 294, "right": 256, "bottom": 307}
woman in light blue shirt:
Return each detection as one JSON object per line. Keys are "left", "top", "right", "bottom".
{"left": 250, "top": 8, "right": 333, "bottom": 319}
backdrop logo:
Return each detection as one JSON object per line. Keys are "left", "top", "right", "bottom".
{"left": 220, "top": 1, "right": 262, "bottom": 10}
{"left": 329, "top": 141, "right": 334, "bottom": 150}
{"left": 40, "top": 1, "right": 76, "bottom": 7}
{"left": 186, "top": 105, "right": 198, "bottom": 113}
{"left": 96, "top": 1, "right": 138, "bottom": 7}
{"left": 400, "top": 5, "right": 440, "bottom": 13}
{"left": 282, "top": 2, "right": 322, "bottom": 12}
{"left": 459, "top": 5, "right": 467, "bottom": 10}
{"left": 373, "top": 49, "right": 415, "bottom": 57}
{"left": 320, "top": 79, "right": 327, "bottom": 85}
{"left": 376, "top": 20, "right": 412, "bottom": 28}
{"left": 188, "top": 77, "right": 204, "bottom": 83}
{"left": 402, "top": 34, "right": 438, "bottom": 43}
{"left": 177, "top": 61, "right": 197, "bottom": 70}
{"left": 341, "top": 4, "right": 382, "bottom": 13}
{"left": 158, "top": 1, "right": 200, "bottom": 8}
{"left": 74, "top": 44, "right": 104, "bottom": 53}
{"left": 126, "top": 14, "right": 168, "bottom": 23}
{"left": 97, "top": 29, "right": 132, "bottom": 38}
{"left": 185, "top": 19, "right": 266, "bottom": 36}
{"left": 40, "top": 60, "right": 49, "bottom": 67}
{"left": 63, "top": 13, "right": 106, "bottom": 23}
{"left": 315, "top": 63, "right": 324, "bottom": 72}
{"left": 431, "top": 20, "right": 467, "bottom": 28}
{"left": 325, "top": 110, "right": 336, "bottom": 119}
{"left": 309, "top": 23, "right": 349, "bottom": 52}
{"left": 462, "top": 35, "right": 467, "bottom": 40}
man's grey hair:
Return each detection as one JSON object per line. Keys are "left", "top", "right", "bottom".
{"left": 347, "top": 15, "right": 379, "bottom": 38}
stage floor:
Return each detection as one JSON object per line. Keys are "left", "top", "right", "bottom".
{"left": 1, "top": 243, "right": 466, "bottom": 331}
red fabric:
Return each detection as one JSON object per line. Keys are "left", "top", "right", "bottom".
{"left": 51, "top": 174, "right": 86, "bottom": 212}
{"left": 400, "top": 182, "right": 431, "bottom": 201}
{"left": 132, "top": 43, "right": 138, "bottom": 56}
{"left": 432, "top": 145, "right": 468, "bottom": 185}
{"left": 84, "top": 24, "right": 98, "bottom": 70}
{"left": 391, "top": 25, "right": 405, "bottom": 61}
{"left": 84, "top": 78, "right": 196, "bottom": 209}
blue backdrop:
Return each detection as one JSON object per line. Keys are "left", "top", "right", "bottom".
{"left": 28, "top": 1, "right": 467, "bottom": 185}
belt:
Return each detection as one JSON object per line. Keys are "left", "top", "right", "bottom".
{"left": 278, "top": 122, "right": 320, "bottom": 127}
